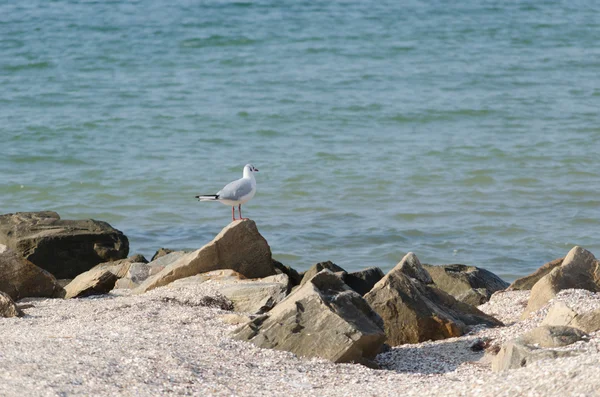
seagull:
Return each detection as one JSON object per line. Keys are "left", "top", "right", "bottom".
{"left": 195, "top": 164, "right": 259, "bottom": 221}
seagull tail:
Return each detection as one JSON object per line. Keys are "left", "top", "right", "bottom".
{"left": 195, "top": 194, "right": 219, "bottom": 201}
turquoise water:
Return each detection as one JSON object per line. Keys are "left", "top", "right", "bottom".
{"left": 2, "top": 1, "right": 599, "bottom": 281}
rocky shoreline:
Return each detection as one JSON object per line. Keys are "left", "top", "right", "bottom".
{"left": 1, "top": 211, "right": 599, "bottom": 396}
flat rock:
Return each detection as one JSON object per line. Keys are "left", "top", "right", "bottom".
{"left": 0, "top": 291, "right": 23, "bottom": 317}
{"left": 492, "top": 340, "right": 575, "bottom": 372}
{"left": 0, "top": 244, "right": 64, "bottom": 300}
{"left": 423, "top": 263, "right": 509, "bottom": 305}
{"left": 134, "top": 220, "right": 276, "bottom": 294}
{"left": 519, "top": 325, "right": 587, "bottom": 348}
{"left": 523, "top": 246, "right": 600, "bottom": 317}
{"left": 64, "top": 266, "right": 119, "bottom": 299}
{"left": 508, "top": 257, "right": 564, "bottom": 291}
{"left": 231, "top": 270, "right": 386, "bottom": 366}
{"left": 0, "top": 211, "right": 129, "bottom": 279}
{"left": 365, "top": 252, "right": 502, "bottom": 346}
{"left": 114, "top": 251, "right": 188, "bottom": 289}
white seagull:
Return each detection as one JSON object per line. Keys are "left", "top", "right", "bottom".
{"left": 195, "top": 164, "right": 259, "bottom": 221}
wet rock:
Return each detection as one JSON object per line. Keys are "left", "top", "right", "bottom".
{"left": 0, "top": 244, "right": 64, "bottom": 300}
{"left": 232, "top": 270, "right": 386, "bottom": 366}
{"left": 365, "top": 252, "right": 502, "bottom": 346}
{"left": 0, "top": 211, "right": 128, "bottom": 279}
{"left": 134, "top": 220, "right": 276, "bottom": 294}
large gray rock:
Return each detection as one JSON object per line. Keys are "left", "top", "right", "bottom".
{"left": 0, "top": 244, "right": 64, "bottom": 300}
{"left": 299, "top": 261, "right": 346, "bottom": 287}
{"left": 523, "top": 246, "right": 600, "bottom": 317}
{"left": 214, "top": 274, "right": 289, "bottom": 314}
{"left": 232, "top": 270, "right": 386, "bottom": 366}
{"left": 0, "top": 211, "right": 129, "bottom": 279}
{"left": 423, "top": 263, "right": 509, "bottom": 305}
{"left": 0, "top": 291, "right": 23, "bottom": 317}
{"left": 491, "top": 340, "right": 574, "bottom": 372}
{"left": 541, "top": 301, "right": 600, "bottom": 334}
{"left": 508, "top": 257, "right": 564, "bottom": 291}
{"left": 134, "top": 220, "right": 276, "bottom": 294}
{"left": 365, "top": 252, "right": 502, "bottom": 346}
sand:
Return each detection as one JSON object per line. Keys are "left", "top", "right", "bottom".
{"left": 1, "top": 284, "right": 599, "bottom": 397}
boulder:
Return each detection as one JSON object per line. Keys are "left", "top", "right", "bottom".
{"left": 0, "top": 291, "right": 23, "bottom": 317}
{"left": 0, "top": 211, "right": 129, "bottom": 279}
{"left": 216, "top": 274, "right": 289, "bottom": 314}
{"left": 232, "top": 270, "right": 386, "bottom": 366}
{"left": 519, "top": 325, "right": 587, "bottom": 348}
{"left": 571, "top": 308, "right": 600, "bottom": 333}
{"left": 344, "top": 267, "right": 385, "bottom": 296}
{"left": 423, "top": 264, "right": 509, "bottom": 305}
{"left": 523, "top": 247, "right": 600, "bottom": 317}
{"left": 299, "top": 261, "right": 346, "bottom": 287}
{"left": 0, "top": 244, "right": 64, "bottom": 300}
{"left": 134, "top": 220, "right": 276, "bottom": 294}
{"left": 151, "top": 248, "right": 176, "bottom": 261}
{"left": 491, "top": 340, "right": 574, "bottom": 372}
{"left": 64, "top": 267, "right": 119, "bottom": 299}
{"left": 114, "top": 251, "right": 188, "bottom": 289}
{"left": 541, "top": 301, "right": 600, "bottom": 334}
{"left": 508, "top": 257, "right": 564, "bottom": 291}
{"left": 365, "top": 252, "right": 502, "bottom": 346}
{"left": 272, "top": 260, "right": 302, "bottom": 289}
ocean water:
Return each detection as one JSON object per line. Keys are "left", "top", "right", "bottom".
{"left": 1, "top": 0, "right": 599, "bottom": 282}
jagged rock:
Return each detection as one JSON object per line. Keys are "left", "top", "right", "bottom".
{"left": 423, "top": 264, "right": 509, "bottom": 305}
{"left": 491, "top": 340, "right": 574, "bottom": 372}
{"left": 365, "top": 252, "right": 502, "bottom": 346}
{"left": 0, "top": 211, "right": 129, "bottom": 278}
{"left": 0, "top": 244, "right": 64, "bottom": 300}
{"left": 231, "top": 270, "right": 386, "bottom": 366}
{"left": 299, "top": 261, "right": 346, "bottom": 287}
{"left": 508, "top": 257, "right": 564, "bottom": 291}
{"left": 519, "top": 325, "right": 587, "bottom": 348}
{"left": 344, "top": 267, "right": 385, "bottom": 296}
{"left": 134, "top": 220, "right": 276, "bottom": 294}
{"left": 0, "top": 291, "right": 23, "bottom": 317}
{"left": 523, "top": 247, "right": 600, "bottom": 317}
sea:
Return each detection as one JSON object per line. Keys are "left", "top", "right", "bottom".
{"left": 2, "top": 0, "right": 599, "bottom": 282}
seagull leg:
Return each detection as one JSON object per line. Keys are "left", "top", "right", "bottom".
{"left": 239, "top": 204, "right": 248, "bottom": 220}
{"left": 232, "top": 206, "right": 236, "bottom": 221}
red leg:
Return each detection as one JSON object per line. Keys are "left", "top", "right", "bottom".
{"left": 231, "top": 206, "right": 236, "bottom": 221}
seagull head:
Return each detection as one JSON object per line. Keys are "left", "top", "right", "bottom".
{"left": 243, "top": 164, "right": 259, "bottom": 177}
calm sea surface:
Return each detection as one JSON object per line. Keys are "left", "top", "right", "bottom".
{"left": 2, "top": 0, "right": 599, "bottom": 281}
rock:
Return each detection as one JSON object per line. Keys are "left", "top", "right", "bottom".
{"left": 151, "top": 248, "right": 176, "bottom": 261}
{"left": 523, "top": 247, "right": 600, "bottom": 317}
{"left": 231, "top": 270, "right": 386, "bottom": 366}
{"left": 491, "top": 340, "right": 574, "bottom": 372}
{"left": 128, "top": 254, "right": 148, "bottom": 264}
{"left": 299, "top": 261, "right": 346, "bottom": 287}
{"left": 508, "top": 257, "right": 564, "bottom": 291}
{"left": 364, "top": 252, "right": 502, "bottom": 346}
{"left": 519, "top": 325, "right": 587, "bottom": 348}
{"left": 114, "top": 251, "right": 188, "bottom": 289}
{"left": 63, "top": 266, "right": 119, "bottom": 298}
{"left": 0, "top": 291, "right": 23, "bottom": 317}
{"left": 220, "top": 313, "right": 253, "bottom": 325}
{"left": 272, "top": 260, "right": 302, "bottom": 289}
{"left": 217, "top": 274, "right": 289, "bottom": 314}
{"left": 541, "top": 301, "right": 578, "bottom": 327}
{"left": 398, "top": 253, "right": 433, "bottom": 284}
{"left": 134, "top": 220, "right": 276, "bottom": 294}
{"left": 343, "top": 267, "right": 385, "bottom": 296}
{"left": 0, "top": 211, "right": 129, "bottom": 279}
{"left": 0, "top": 244, "right": 64, "bottom": 300}
{"left": 423, "top": 264, "right": 509, "bottom": 305}
{"left": 571, "top": 308, "right": 600, "bottom": 333}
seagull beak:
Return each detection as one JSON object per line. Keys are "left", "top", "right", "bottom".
{"left": 254, "top": 168, "right": 259, "bottom": 172}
